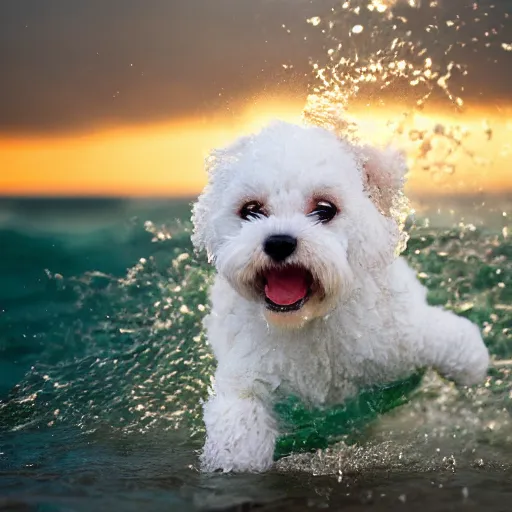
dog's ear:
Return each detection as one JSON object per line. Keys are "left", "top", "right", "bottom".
{"left": 191, "top": 136, "right": 252, "bottom": 260}
{"left": 345, "top": 144, "right": 408, "bottom": 272}
{"left": 357, "top": 145, "right": 408, "bottom": 216}
{"left": 191, "top": 149, "right": 225, "bottom": 258}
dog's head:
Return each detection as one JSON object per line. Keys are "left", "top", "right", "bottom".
{"left": 192, "top": 121, "right": 406, "bottom": 328}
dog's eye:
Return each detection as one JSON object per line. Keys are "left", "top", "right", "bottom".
{"left": 239, "top": 201, "right": 266, "bottom": 221}
{"left": 308, "top": 200, "right": 338, "bottom": 224}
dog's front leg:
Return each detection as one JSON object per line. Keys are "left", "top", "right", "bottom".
{"left": 200, "top": 379, "right": 278, "bottom": 473}
{"left": 418, "top": 306, "right": 490, "bottom": 386}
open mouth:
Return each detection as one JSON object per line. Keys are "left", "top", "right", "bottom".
{"left": 261, "top": 265, "right": 314, "bottom": 313}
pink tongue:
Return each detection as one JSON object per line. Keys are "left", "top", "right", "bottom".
{"left": 264, "top": 267, "right": 309, "bottom": 306}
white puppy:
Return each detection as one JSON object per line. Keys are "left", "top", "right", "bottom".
{"left": 192, "top": 120, "right": 490, "bottom": 473}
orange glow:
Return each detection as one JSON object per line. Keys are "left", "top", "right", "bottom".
{"left": 0, "top": 97, "right": 510, "bottom": 197}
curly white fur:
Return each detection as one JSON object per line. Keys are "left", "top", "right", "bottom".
{"left": 191, "top": 120, "right": 490, "bottom": 473}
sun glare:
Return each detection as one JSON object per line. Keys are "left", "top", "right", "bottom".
{"left": 0, "top": 98, "right": 510, "bottom": 197}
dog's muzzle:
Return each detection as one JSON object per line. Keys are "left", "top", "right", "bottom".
{"left": 261, "top": 234, "right": 312, "bottom": 313}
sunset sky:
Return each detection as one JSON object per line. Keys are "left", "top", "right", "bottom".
{"left": 1, "top": 0, "right": 511, "bottom": 198}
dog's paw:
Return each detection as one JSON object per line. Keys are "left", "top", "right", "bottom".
{"left": 429, "top": 311, "right": 490, "bottom": 387}
{"left": 200, "top": 390, "right": 278, "bottom": 473}
{"left": 200, "top": 434, "right": 275, "bottom": 473}
{"left": 455, "top": 348, "right": 490, "bottom": 387}
{"left": 448, "top": 330, "right": 490, "bottom": 387}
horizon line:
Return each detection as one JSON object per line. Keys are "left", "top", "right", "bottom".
{"left": 0, "top": 191, "right": 511, "bottom": 201}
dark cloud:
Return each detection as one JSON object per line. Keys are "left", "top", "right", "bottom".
{"left": 0, "top": 0, "right": 510, "bottom": 135}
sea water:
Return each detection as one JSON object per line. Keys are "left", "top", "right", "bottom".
{"left": 0, "top": 197, "right": 510, "bottom": 511}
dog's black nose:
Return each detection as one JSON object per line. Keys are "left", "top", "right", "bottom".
{"left": 263, "top": 234, "right": 297, "bottom": 262}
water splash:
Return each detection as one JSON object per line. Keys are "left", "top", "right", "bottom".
{"left": 303, "top": 0, "right": 510, "bottom": 119}
{"left": 300, "top": 0, "right": 509, "bottom": 172}
{"left": 276, "top": 369, "right": 512, "bottom": 475}
{"left": 0, "top": 223, "right": 215, "bottom": 440}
